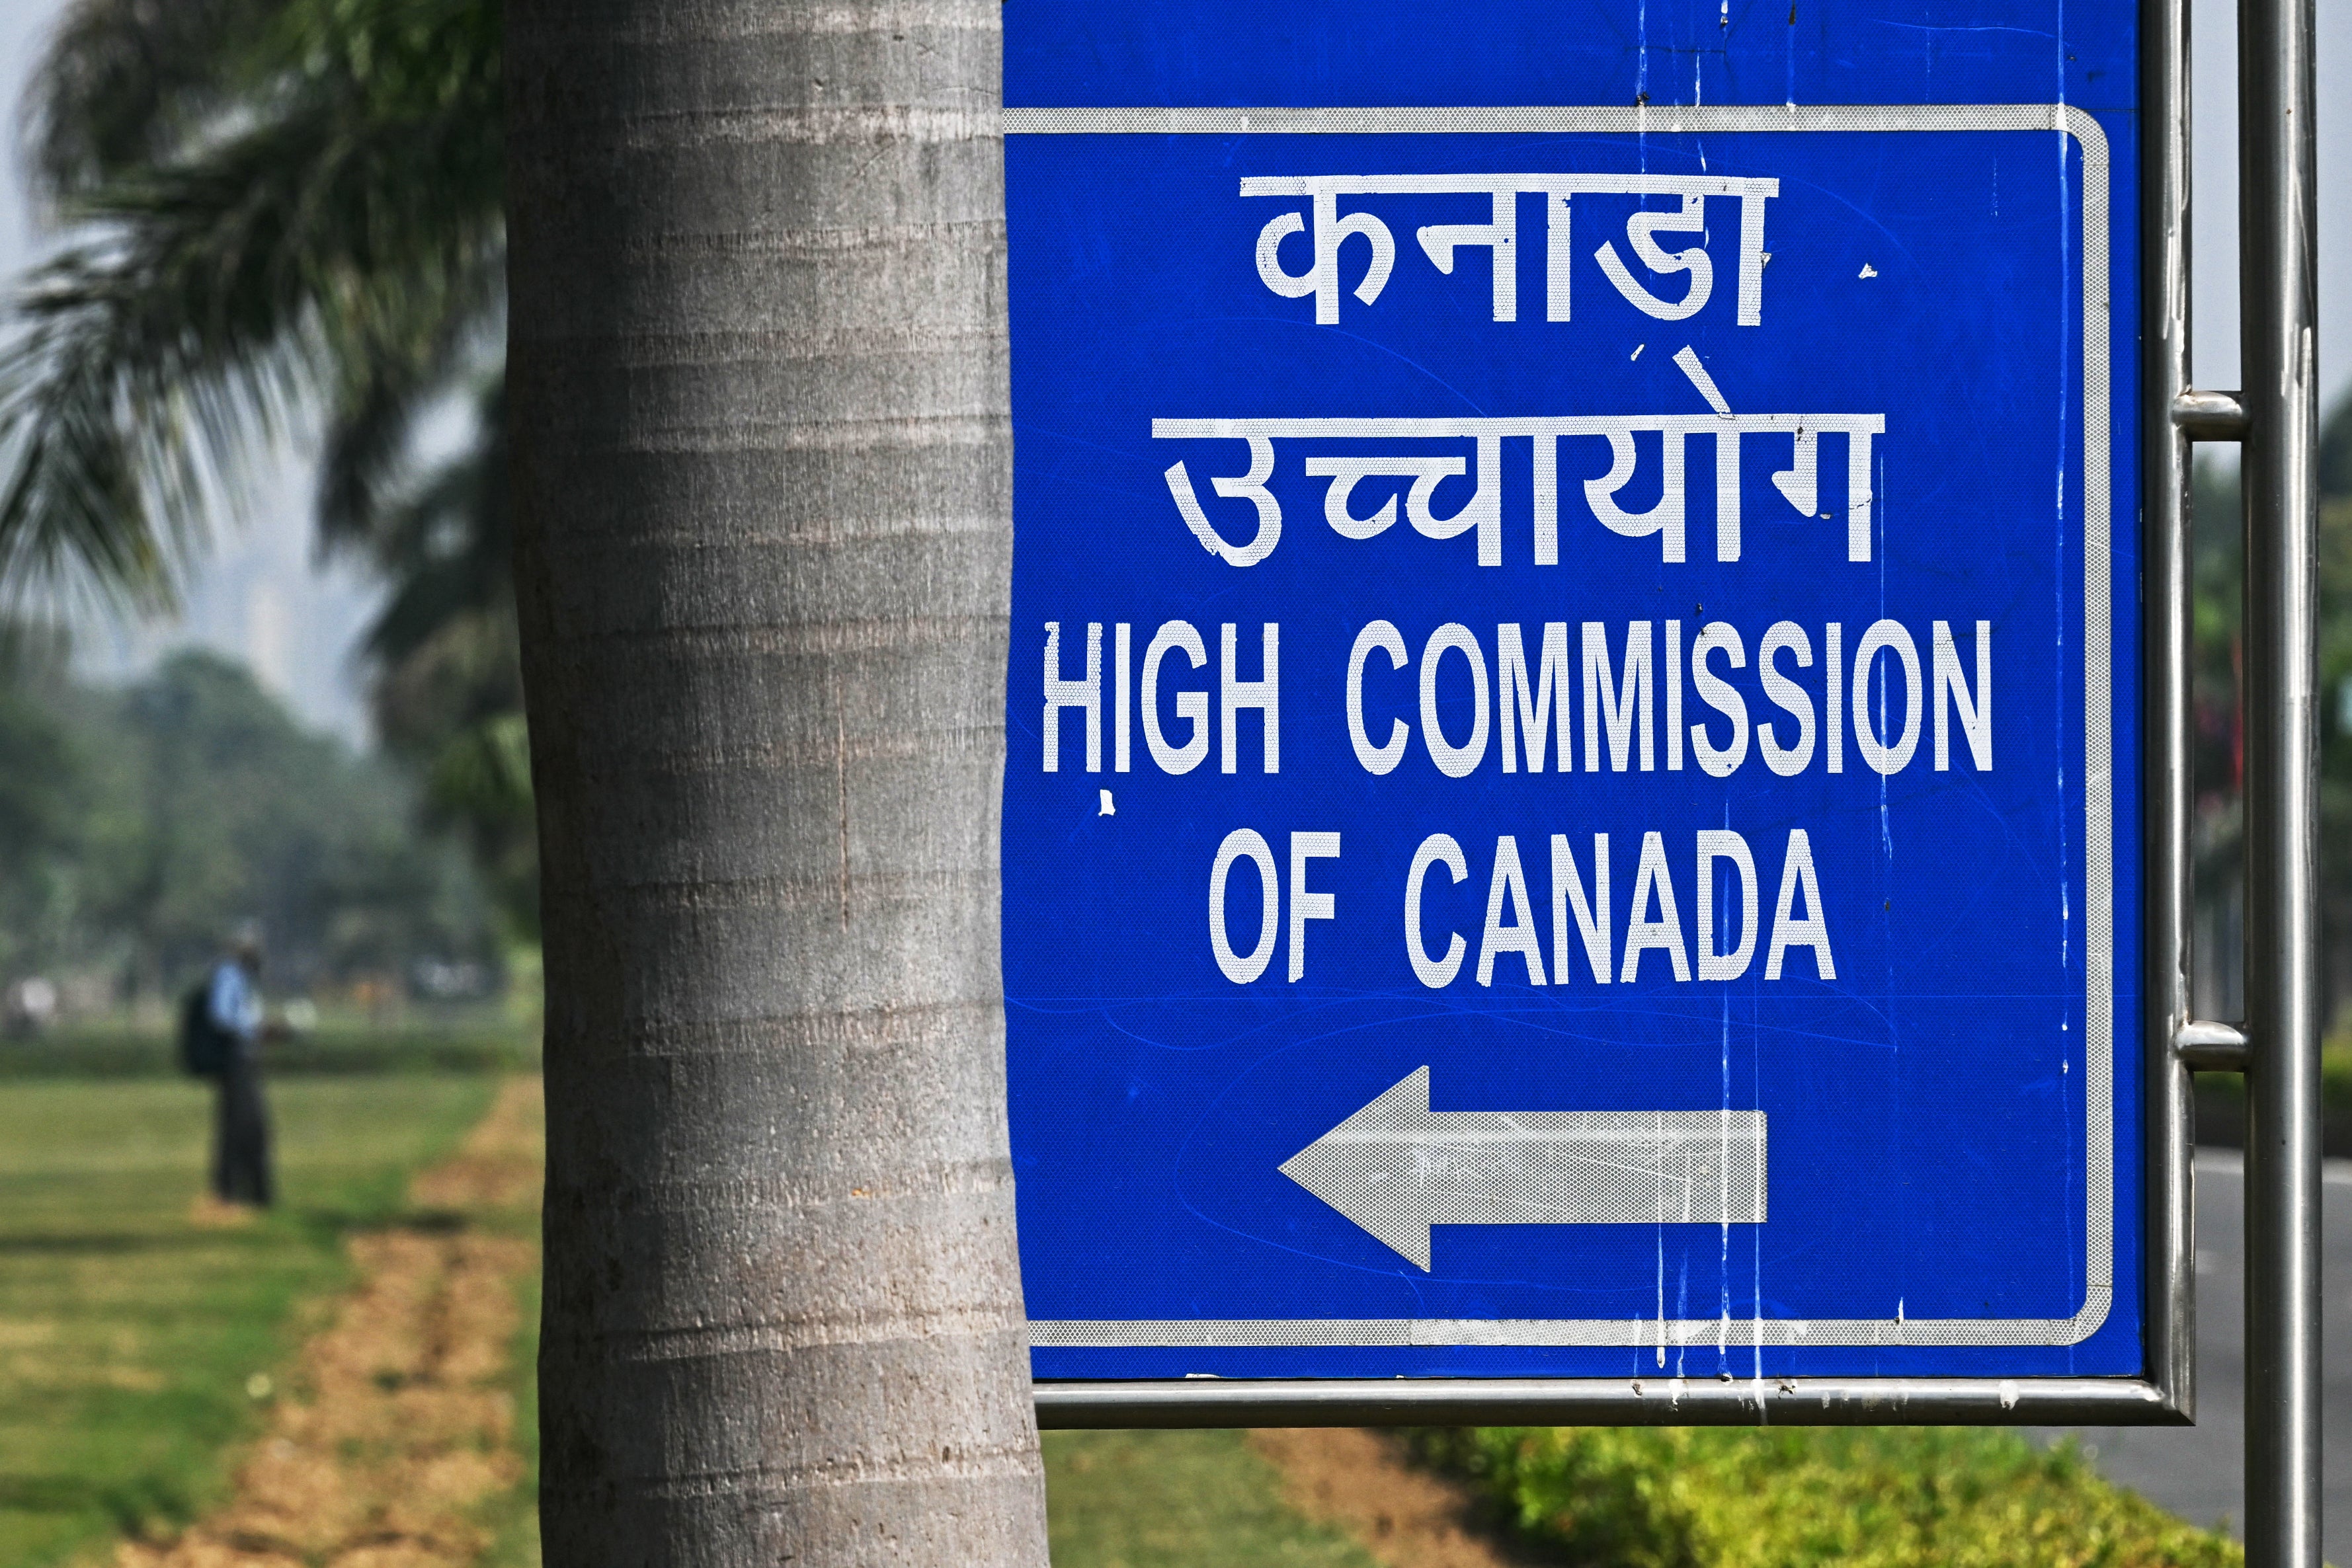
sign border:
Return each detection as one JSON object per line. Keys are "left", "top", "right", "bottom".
{"left": 1008, "top": 102, "right": 2117, "bottom": 1360}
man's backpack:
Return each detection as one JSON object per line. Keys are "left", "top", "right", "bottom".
{"left": 177, "top": 979, "right": 231, "bottom": 1078}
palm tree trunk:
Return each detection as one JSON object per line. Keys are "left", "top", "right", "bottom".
{"left": 505, "top": 4, "right": 1047, "bottom": 1561}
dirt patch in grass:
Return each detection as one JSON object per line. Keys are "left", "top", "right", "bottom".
{"left": 118, "top": 1078, "right": 542, "bottom": 1568}
{"left": 1250, "top": 1429, "right": 1527, "bottom": 1568}
{"left": 406, "top": 1083, "right": 542, "bottom": 1216}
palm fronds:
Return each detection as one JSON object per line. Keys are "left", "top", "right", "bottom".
{"left": 19, "top": 0, "right": 288, "bottom": 199}
{"left": 0, "top": 0, "right": 500, "bottom": 608}
{"left": 350, "top": 378, "right": 507, "bottom": 668}
{"left": 5, "top": 0, "right": 532, "bottom": 935}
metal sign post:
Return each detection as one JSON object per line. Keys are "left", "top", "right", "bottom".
{"left": 2150, "top": 0, "right": 2322, "bottom": 1544}
{"left": 2238, "top": 0, "right": 2324, "bottom": 1552}
{"left": 995, "top": 7, "right": 2315, "bottom": 1534}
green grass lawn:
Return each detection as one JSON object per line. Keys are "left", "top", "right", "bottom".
{"left": 0, "top": 1070, "right": 2240, "bottom": 1568}
{"left": 0, "top": 1018, "right": 540, "bottom": 1079}
{"left": 0, "top": 1074, "right": 497, "bottom": 1567}
{"left": 1043, "top": 1430, "right": 1379, "bottom": 1568}
{"left": 481, "top": 1261, "right": 546, "bottom": 1568}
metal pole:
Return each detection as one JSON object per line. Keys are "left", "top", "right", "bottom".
{"left": 2141, "top": 0, "right": 2199, "bottom": 1419}
{"left": 2238, "top": 0, "right": 2322, "bottom": 1540}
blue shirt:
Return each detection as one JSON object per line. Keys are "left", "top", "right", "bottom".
{"left": 207, "top": 962, "right": 261, "bottom": 1048}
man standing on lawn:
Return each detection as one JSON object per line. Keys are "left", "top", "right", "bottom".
{"left": 206, "top": 928, "right": 275, "bottom": 1208}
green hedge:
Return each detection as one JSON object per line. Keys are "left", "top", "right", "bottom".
{"left": 0, "top": 1025, "right": 538, "bottom": 1079}
{"left": 1414, "top": 1426, "right": 2240, "bottom": 1568}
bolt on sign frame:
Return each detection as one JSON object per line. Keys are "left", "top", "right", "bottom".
{"left": 996, "top": 0, "right": 2318, "bottom": 1549}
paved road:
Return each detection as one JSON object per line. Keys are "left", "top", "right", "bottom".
{"left": 2036, "top": 1153, "right": 2352, "bottom": 1557}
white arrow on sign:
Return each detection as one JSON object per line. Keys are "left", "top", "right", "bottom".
{"left": 1278, "top": 1067, "right": 1769, "bottom": 1270}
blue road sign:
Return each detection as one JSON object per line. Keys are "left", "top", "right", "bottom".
{"left": 1002, "top": 0, "right": 2140, "bottom": 1382}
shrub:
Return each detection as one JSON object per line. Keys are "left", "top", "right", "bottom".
{"left": 1415, "top": 1425, "right": 2240, "bottom": 1568}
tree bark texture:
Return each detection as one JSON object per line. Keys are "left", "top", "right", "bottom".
{"left": 505, "top": 4, "right": 1047, "bottom": 1562}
